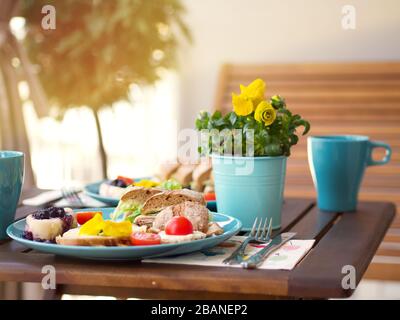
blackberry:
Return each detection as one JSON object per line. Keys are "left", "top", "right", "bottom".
{"left": 23, "top": 230, "right": 33, "bottom": 240}
{"left": 32, "top": 207, "right": 66, "bottom": 219}
{"left": 109, "top": 179, "right": 127, "bottom": 188}
{"left": 62, "top": 215, "right": 74, "bottom": 233}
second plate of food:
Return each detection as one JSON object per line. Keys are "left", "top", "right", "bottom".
{"left": 84, "top": 178, "right": 217, "bottom": 211}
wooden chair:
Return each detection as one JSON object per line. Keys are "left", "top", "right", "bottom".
{"left": 214, "top": 62, "right": 400, "bottom": 281}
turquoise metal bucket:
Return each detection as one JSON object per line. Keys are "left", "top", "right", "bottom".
{"left": 212, "top": 155, "right": 287, "bottom": 230}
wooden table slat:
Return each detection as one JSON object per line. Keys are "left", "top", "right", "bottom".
{"left": 288, "top": 201, "right": 395, "bottom": 298}
{"left": 280, "top": 198, "right": 314, "bottom": 232}
{"left": 290, "top": 207, "right": 340, "bottom": 240}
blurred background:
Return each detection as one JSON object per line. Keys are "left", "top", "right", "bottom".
{"left": 0, "top": 0, "right": 400, "bottom": 298}
{"left": 0, "top": 0, "right": 398, "bottom": 189}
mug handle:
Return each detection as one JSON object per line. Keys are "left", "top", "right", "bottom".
{"left": 367, "top": 141, "right": 392, "bottom": 166}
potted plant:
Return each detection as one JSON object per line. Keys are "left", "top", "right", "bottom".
{"left": 195, "top": 79, "right": 310, "bottom": 230}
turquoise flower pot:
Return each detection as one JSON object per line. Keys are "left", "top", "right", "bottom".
{"left": 212, "top": 155, "right": 287, "bottom": 230}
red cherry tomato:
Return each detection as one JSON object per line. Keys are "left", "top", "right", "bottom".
{"left": 130, "top": 232, "right": 161, "bottom": 246}
{"left": 76, "top": 211, "right": 102, "bottom": 225}
{"left": 204, "top": 192, "right": 216, "bottom": 201}
{"left": 165, "top": 216, "right": 193, "bottom": 236}
{"left": 117, "top": 176, "right": 134, "bottom": 185}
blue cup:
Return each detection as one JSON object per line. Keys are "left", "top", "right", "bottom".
{"left": 0, "top": 151, "right": 24, "bottom": 240}
{"left": 308, "top": 135, "right": 391, "bottom": 212}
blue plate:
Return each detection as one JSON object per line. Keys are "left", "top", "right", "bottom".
{"left": 84, "top": 180, "right": 120, "bottom": 206}
{"left": 6, "top": 208, "right": 241, "bottom": 260}
{"left": 84, "top": 180, "right": 218, "bottom": 211}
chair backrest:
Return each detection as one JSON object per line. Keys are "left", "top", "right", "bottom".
{"left": 214, "top": 62, "right": 400, "bottom": 227}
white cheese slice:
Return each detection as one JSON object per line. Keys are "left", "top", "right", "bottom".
{"left": 158, "top": 231, "right": 206, "bottom": 244}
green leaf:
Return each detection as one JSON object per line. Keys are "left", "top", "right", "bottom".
{"left": 228, "top": 112, "right": 237, "bottom": 126}
{"left": 211, "top": 110, "right": 222, "bottom": 120}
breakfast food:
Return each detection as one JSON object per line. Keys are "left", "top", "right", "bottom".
{"left": 56, "top": 213, "right": 132, "bottom": 246}
{"left": 99, "top": 176, "right": 133, "bottom": 198}
{"left": 25, "top": 186, "right": 223, "bottom": 248}
{"left": 156, "top": 160, "right": 214, "bottom": 192}
{"left": 141, "top": 189, "right": 206, "bottom": 215}
{"left": 158, "top": 230, "right": 206, "bottom": 244}
{"left": 112, "top": 186, "right": 163, "bottom": 221}
{"left": 152, "top": 201, "right": 209, "bottom": 233}
{"left": 155, "top": 162, "right": 181, "bottom": 181}
{"left": 171, "top": 164, "right": 197, "bottom": 187}
{"left": 23, "top": 207, "right": 77, "bottom": 243}
{"left": 56, "top": 228, "right": 131, "bottom": 246}
{"left": 191, "top": 161, "right": 213, "bottom": 191}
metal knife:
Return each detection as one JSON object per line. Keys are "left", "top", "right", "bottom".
{"left": 241, "top": 232, "right": 297, "bottom": 269}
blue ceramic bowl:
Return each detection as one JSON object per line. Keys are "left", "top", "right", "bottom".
{"left": 7, "top": 208, "right": 241, "bottom": 260}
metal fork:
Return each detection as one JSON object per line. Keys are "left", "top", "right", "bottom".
{"left": 61, "top": 188, "right": 85, "bottom": 207}
{"left": 222, "top": 217, "right": 273, "bottom": 265}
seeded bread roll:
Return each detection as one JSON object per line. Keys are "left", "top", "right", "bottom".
{"left": 155, "top": 162, "right": 181, "bottom": 181}
{"left": 55, "top": 228, "right": 131, "bottom": 246}
{"left": 120, "top": 186, "right": 162, "bottom": 203}
{"left": 191, "top": 160, "right": 212, "bottom": 192}
{"left": 171, "top": 164, "right": 197, "bottom": 186}
{"left": 141, "top": 189, "right": 206, "bottom": 215}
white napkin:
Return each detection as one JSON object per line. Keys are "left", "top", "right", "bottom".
{"left": 22, "top": 190, "right": 63, "bottom": 206}
{"left": 143, "top": 236, "right": 315, "bottom": 270}
{"left": 22, "top": 190, "right": 107, "bottom": 208}
{"left": 53, "top": 192, "right": 107, "bottom": 208}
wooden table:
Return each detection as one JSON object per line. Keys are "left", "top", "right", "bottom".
{"left": 0, "top": 189, "right": 395, "bottom": 299}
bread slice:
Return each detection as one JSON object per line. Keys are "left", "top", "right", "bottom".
{"left": 191, "top": 160, "right": 212, "bottom": 191}
{"left": 141, "top": 189, "right": 206, "bottom": 215}
{"left": 171, "top": 164, "right": 197, "bottom": 186}
{"left": 120, "top": 186, "right": 162, "bottom": 203}
{"left": 55, "top": 228, "right": 131, "bottom": 246}
{"left": 155, "top": 161, "right": 180, "bottom": 181}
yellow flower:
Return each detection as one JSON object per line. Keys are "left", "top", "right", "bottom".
{"left": 79, "top": 213, "right": 132, "bottom": 237}
{"left": 232, "top": 93, "right": 254, "bottom": 116}
{"left": 254, "top": 101, "right": 276, "bottom": 126}
{"left": 79, "top": 213, "right": 104, "bottom": 236}
{"left": 134, "top": 179, "right": 160, "bottom": 188}
{"left": 240, "top": 78, "right": 266, "bottom": 106}
{"left": 102, "top": 220, "right": 132, "bottom": 237}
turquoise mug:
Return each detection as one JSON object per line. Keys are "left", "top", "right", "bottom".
{"left": 308, "top": 136, "right": 391, "bottom": 212}
{"left": 0, "top": 151, "right": 24, "bottom": 240}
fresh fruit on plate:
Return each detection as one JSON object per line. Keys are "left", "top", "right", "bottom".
{"left": 99, "top": 177, "right": 132, "bottom": 198}
{"left": 76, "top": 211, "right": 102, "bottom": 225}
{"left": 117, "top": 176, "right": 134, "bottom": 186}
